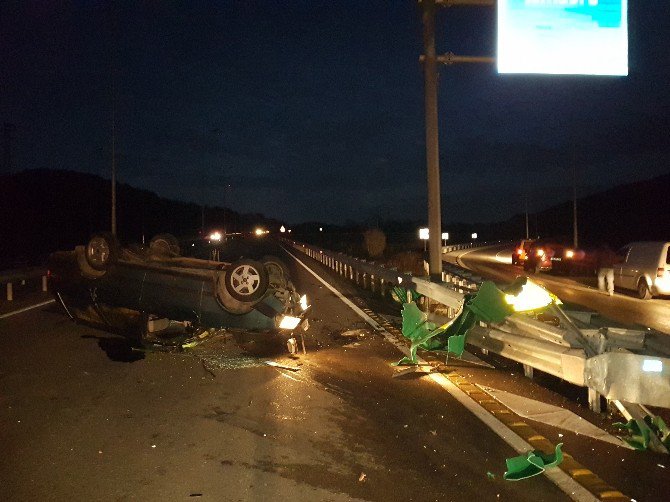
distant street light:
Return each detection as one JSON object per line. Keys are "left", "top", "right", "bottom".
{"left": 442, "top": 232, "right": 449, "bottom": 246}
{"left": 471, "top": 233, "right": 478, "bottom": 240}
{"left": 280, "top": 225, "right": 286, "bottom": 233}
{"left": 319, "top": 227, "right": 323, "bottom": 232}
{"left": 419, "top": 227, "right": 429, "bottom": 251}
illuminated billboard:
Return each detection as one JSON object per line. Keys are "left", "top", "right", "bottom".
{"left": 497, "top": 0, "right": 628, "bottom": 76}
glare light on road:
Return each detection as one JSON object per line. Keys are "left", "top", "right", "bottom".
{"left": 209, "top": 231, "right": 222, "bottom": 241}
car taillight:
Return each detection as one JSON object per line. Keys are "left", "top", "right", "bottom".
{"left": 536, "top": 249, "right": 544, "bottom": 257}
{"left": 565, "top": 249, "right": 574, "bottom": 259}
{"left": 517, "top": 248, "right": 523, "bottom": 254}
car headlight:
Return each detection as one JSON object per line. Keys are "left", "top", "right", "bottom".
{"left": 300, "top": 294, "right": 309, "bottom": 311}
{"left": 278, "top": 315, "right": 302, "bottom": 330}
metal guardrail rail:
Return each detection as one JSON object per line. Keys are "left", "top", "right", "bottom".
{"left": 288, "top": 240, "right": 670, "bottom": 452}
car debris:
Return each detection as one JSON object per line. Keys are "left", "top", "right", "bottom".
{"left": 503, "top": 443, "right": 564, "bottom": 481}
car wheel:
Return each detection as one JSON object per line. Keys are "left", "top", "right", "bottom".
{"left": 149, "top": 233, "right": 181, "bottom": 256}
{"left": 262, "top": 255, "right": 290, "bottom": 288}
{"left": 637, "top": 279, "right": 652, "bottom": 300}
{"left": 224, "top": 259, "right": 269, "bottom": 302}
{"left": 85, "top": 232, "right": 119, "bottom": 271}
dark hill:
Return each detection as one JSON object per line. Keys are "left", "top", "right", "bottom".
{"left": 0, "top": 169, "right": 273, "bottom": 268}
{"left": 470, "top": 173, "right": 670, "bottom": 248}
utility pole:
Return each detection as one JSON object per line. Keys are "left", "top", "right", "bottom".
{"left": 111, "top": 105, "right": 117, "bottom": 236}
{"left": 572, "top": 164, "right": 578, "bottom": 248}
{"left": 524, "top": 194, "right": 529, "bottom": 240}
{"left": 419, "top": 0, "right": 494, "bottom": 280}
{"left": 109, "top": 1, "right": 118, "bottom": 237}
{"left": 422, "top": 0, "right": 442, "bottom": 281}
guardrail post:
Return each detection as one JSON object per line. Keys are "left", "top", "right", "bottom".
{"left": 42, "top": 275, "right": 48, "bottom": 292}
{"left": 355, "top": 270, "right": 360, "bottom": 285}
{"left": 380, "top": 278, "right": 386, "bottom": 297}
{"left": 362, "top": 273, "right": 368, "bottom": 289}
{"left": 370, "top": 274, "right": 376, "bottom": 293}
{"left": 6, "top": 282, "right": 13, "bottom": 301}
{"left": 588, "top": 388, "right": 602, "bottom": 413}
{"left": 523, "top": 364, "right": 534, "bottom": 379}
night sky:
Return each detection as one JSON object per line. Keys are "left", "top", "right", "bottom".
{"left": 2, "top": 1, "right": 669, "bottom": 225}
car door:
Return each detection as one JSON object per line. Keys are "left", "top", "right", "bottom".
{"left": 614, "top": 246, "right": 630, "bottom": 289}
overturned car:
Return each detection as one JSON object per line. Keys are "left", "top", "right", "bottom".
{"left": 48, "top": 232, "right": 309, "bottom": 349}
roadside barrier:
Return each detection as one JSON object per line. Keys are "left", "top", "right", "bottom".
{"left": 288, "top": 240, "right": 670, "bottom": 453}
{"left": 0, "top": 268, "right": 48, "bottom": 301}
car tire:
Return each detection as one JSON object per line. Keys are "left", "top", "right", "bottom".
{"left": 262, "top": 255, "right": 290, "bottom": 288}
{"left": 224, "top": 259, "right": 269, "bottom": 302}
{"left": 149, "top": 233, "right": 181, "bottom": 256}
{"left": 637, "top": 279, "right": 652, "bottom": 300}
{"left": 85, "top": 232, "right": 120, "bottom": 271}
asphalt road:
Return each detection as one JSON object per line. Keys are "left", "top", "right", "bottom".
{"left": 2, "top": 241, "right": 669, "bottom": 501}
{"left": 444, "top": 244, "right": 670, "bottom": 336}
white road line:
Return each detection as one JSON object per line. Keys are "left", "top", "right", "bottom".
{"left": 283, "top": 245, "right": 598, "bottom": 502}
{"left": 0, "top": 299, "right": 56, "bottom": 320}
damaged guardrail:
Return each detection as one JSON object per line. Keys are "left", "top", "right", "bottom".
{"left": 288, "top": 240, "right": 670, "bottom": 448}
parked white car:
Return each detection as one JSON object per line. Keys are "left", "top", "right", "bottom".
{"left": 615, "top": 241, "right": 670, "bottom": 299}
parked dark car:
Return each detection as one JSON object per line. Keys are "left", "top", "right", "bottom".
{"left": 48, "top": 232, "right": 309, "bottom": 348}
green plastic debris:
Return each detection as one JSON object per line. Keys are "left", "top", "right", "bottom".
{"left": 394, "top": 278, "right": 562, "bottom": 366}
{"left": 394, "top": 302, "right": 448, "bottom": 365}
{"left": 503, "top": 444, "right": 564, "bottom": 481}
{"left": 395, "top": 281, "right": 510, "bottom": 365}
{"left": 614, "top": 415, "right": 670, "bottom": 451}
{"left": 467, "top": 281, "right": 515, "bottom": 323}
{"left": 391, "top": 286, "right": 422, "bottom": 304}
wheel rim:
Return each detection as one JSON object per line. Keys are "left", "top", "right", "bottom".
{"left": 638, "top": 282, "right": 647, "bottom": 297}
{"left": 87, "top": 237, "right": 110, "bottom": 267}
{"left": 229, "top": 264, "right": 261, "bottom": 296}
